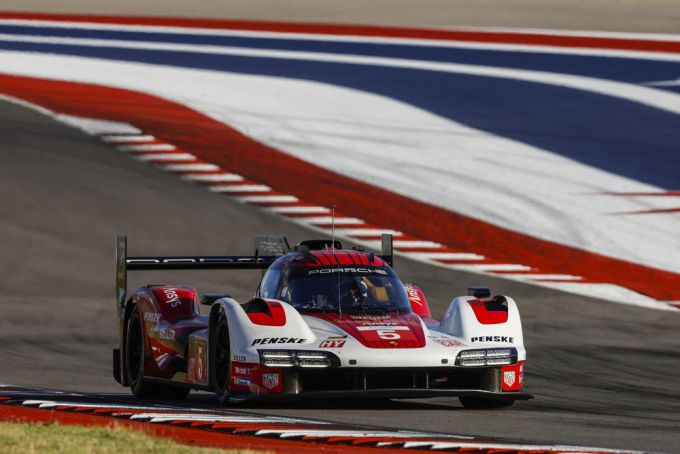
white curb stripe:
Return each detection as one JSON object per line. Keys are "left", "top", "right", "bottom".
{"left": 267, "top": 206, "right": 331, "bottom": 214}
{"left": 236, "top": 195, "right": 299, "bottom": 203}
{"left": 163, "top": 163, "right": 221, "bottom": 172}
{"left": 136, "top": 153, "right": 196, "bottom": 161}
{"left": 118, "top": 143, "right": 176, "bottom": 152}
{"left": 101, "top": 134, "right": 156, "bottom": 143}
{"left": 409, "top": 252, "right": 486, "bottom": 260}
{"left": 181, "top": 173, "right": 244, "bottom": 182}
{"left": 208, "top": 184, "right": 272, "bottom": 193}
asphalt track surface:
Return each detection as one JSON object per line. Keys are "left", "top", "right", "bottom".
{"left": 2, "top": 101, "right": 680, "bottom": 452}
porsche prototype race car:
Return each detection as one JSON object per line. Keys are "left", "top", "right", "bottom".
{"left": 113, "top": 234, "right": 531, "bottom": 408}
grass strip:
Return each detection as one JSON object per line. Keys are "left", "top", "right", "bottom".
{"left": 0, "top": 421, "right": 263, "bottom": 453}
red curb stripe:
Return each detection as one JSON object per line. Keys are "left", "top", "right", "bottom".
{"left": 1, "top": 11, "right": 679, "bottom": 54}
{"left": 0, "top": 74, "right": 678, "bottom": 301}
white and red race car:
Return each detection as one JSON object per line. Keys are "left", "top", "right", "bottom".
{"left": 113, "top": 234, "right": 531, "bottom": 408}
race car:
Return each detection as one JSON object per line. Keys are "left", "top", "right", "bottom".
{"left": 113, "top": 234, "right": 531, "bottom": 408}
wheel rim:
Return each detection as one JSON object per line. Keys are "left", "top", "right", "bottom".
{"left": 128, "top": 315, "right": 143, "bottom": 383}
{"left": 214, "top": 321, "right": 230, "bottom": 394}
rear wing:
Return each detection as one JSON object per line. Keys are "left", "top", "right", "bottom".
{"left": 115, "top": 233, "right": 394, "bottom": 322}
{"left": 115, "top": 234, "right": 289, "bottom": 323}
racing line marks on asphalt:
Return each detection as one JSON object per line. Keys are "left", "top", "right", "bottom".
{"left": 0, "top": 388, "right": 640, "bottom": 454}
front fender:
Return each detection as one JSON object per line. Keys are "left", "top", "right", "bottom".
{"left": 211, "top": 298, "right": 316, "bottom": 363}
{"left": 440, "top": 295, "right": 525, "bottom": 357}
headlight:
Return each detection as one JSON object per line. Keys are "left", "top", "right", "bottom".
{"left": 459, "top": 350, "right": 486, "bottom": 359}
{"left": 260, "top": 351, "right": 295, "bottom": 367}
{"left": 486, "top": 348, "right": 513, "bottom": 358}
{"left": 259, "top": 350, "right": 332, "bottom": 368}
{"left": 455, "top": 348, "right": 517, "bottom": 367}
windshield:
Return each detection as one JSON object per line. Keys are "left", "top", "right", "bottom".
{"left": 283, "top": 268, "right": 412, "bottom": 314}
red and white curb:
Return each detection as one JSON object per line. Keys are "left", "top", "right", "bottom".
{"left": 80, "top": 117, "right": 678, "bottom": 312}
{"left": 0, "top": 387, "right": 639, "bottom": 454}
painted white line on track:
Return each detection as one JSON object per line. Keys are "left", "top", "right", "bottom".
{"left": 136, "top": 153, "right": 195, "bottom": 161}
{"left": 393, "top": 241, "right": 444, "bottom": 249}
{"left": 301, "top": 217, "right": 365, "bottom": 225}
{"left": 163, "top": 163, "right": 220, "bottom": 172}
{"left": 522, "top": 274, "right": 584, "bottom": 281}
{"left": 254, "top": 429, "right": 440, "bottom": 438}
{"left": 130, "top": 414, "right": 299, "bottom": 423}
{"left": 118, "top": 143, "right": 176, "bottom": 152}
{"left": 236, "top": 195, "right": 299, "bottom": 203}
{"left": 463, "top": 264, "right": 533, "bottom": 272}
{"left": 208, "top": 184, "right": 271, "bottom": 193}
{"left": 334, "top": 228, "right": 403, "bottom": 237}
{"left": 101, "top": 134, "right": 156, "bottom": 143}
{"left": 20, "top": 400, "right": 184, "bottom": 411}
{"left": 409, "top": 252, "right": 486, "bottom": 260}
{"left": 181, "top": 173, "right": 244, "bottom": 182}
{"left": 267, "top": 206, "right": 331, "bottom": 214}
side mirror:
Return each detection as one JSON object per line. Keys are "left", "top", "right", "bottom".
{"left": 200, "top": 293, "right": 231, "bottom": 305}
{"left": 468, "top": 286, "right": 491, "bottom": 299}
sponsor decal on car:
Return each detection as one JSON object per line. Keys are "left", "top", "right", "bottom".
{"left": 319, "top": 336, "right": 347, "bottom": 348}
{"left": 355, "top": 321, "right": 399, "bottom": 326}
{"left": 162, "top": 288, "right": 181, "bottom": 308}
{"left": 234, "top": 366, "right": 252, "bottom": 375}
{"left": 504, "top": 370, "right": 516, "bottom": 387}
{"left": 143, "top": 312, "right": 161, "bottom": 323}
{"left": 232, "top": 355, "right": 246, "bottom": 362}
{"left": 349, "top": 315, "right": 390, "bottom": 320}
{"left": 308, "top": 268, "right": 388, "bottom": 275}
{"left": 470, "top": 336, "right": 514, "bottom": 343}
{"left": 234, "top": 377, "right": 252, "bottom": 386}
{"left": 158, "top": 328, "right": 175, "bottom": 340}
{"left": 405, "top": 285, "right": 422, "bottom": 306}
{"left": 430, "top": 337, "right": 466, "bottom": 347}
{"left": 262, "top": 373, "right": 280, "bottom": 390}
{"left": 251, "top": 337, "right": 306, "bottom": 346}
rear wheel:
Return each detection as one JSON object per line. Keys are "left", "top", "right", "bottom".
{"left": 459, "top": 396, "right": 515, "bottom": 409}
{"left": 211, "top": 312, "right": 231, "bottom": 404}
{"left": 125, "top": 306, "right": 189, "bottom": 399}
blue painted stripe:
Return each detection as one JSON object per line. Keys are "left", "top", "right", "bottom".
{"left": 0, "top": 40, "right": 678, "bottom": 189}
{"left": 0, "top": 24, "right": 678, "bottom": 91}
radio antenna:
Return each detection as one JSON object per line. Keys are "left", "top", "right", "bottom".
{"left": 331, "top": 205, "right": 336, "bottom": 253}
{"left": 332, "top": 205, "right": 341, "bottom": 317}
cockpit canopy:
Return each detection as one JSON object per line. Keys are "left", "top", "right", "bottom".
{"left": 258, "top": 250, "right": 412, "bottom": 314}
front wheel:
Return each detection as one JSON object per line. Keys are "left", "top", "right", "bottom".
{"left": 211, "top": 312, "right": 231, "bottom": 404}
{"left": 459, "top": 396, "right": 515, "bottom": 409}
{"left": 125, "top": 306, "right": 189, "bottom": 399}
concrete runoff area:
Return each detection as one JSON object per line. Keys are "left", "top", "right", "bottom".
{"left": 1, "top": 101, "right": 679, "bottom": 452}
{"left": 1, "top": 0, "right": 680, "bottom": 33}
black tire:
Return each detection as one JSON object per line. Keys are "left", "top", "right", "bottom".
{"left": 211, "top": 312, "right": 231, "bottom": 404}
{"left": 459, "top": 396, "right": 515, "bottom": 409}
{"left": 125, "top": 306, "right": 189, "bottom": 399}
